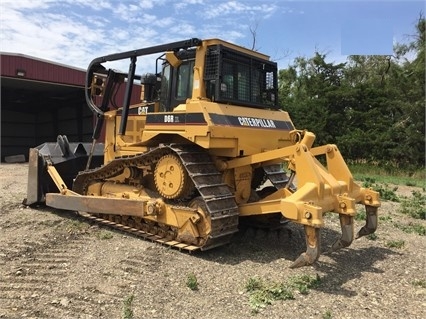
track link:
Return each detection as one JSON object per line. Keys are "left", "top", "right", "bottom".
{"left": 263, "top": 164, "right": 292, "bottom": 189}
{"left": 72, "top": 144, "right": 239, "bottom": 251}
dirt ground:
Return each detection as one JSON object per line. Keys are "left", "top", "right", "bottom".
{"left": 0, "top": 163, "right": 425, "bottom": 319}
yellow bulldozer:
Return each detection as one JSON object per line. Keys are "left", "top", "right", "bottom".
{"left": 24, "top": 38, "right": 380, "bottom": 267}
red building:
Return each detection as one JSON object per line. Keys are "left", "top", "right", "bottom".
{"left": 1, "top": 52, "right": 140, "bottom": 161}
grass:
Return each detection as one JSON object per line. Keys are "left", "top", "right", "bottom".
{"left": 64, "top": 219, "right": 90, "bottom": 233}
{"left": 96, "top": 230, "right": 114, "bottom": 240}
{"left": 323, "top": 310, "right": 333, "bottom": 319}
{"left": 289, "top": 274, "right": 322, "bottom": 294}
{"left": 350, "top": 163, "right": 425, "bottom": 188}
{"left": 122, "top": 294, "right": 135, "bottom": 319}
{"left": 354, "top": 208, "right": 366, "bottom": 221}
{"left": 385, "top": 240, "right": 405, "bottom": 249}
{"left": 393, "top": 223, "right": 425, "bottom": 236}
{"left": 411, "top": 279, "right": 426, "bottom": 288}
{"left": 366, "top": 233, "right": 378, "bottom": 240}
{"left": 245, "top": 274, "right": 321, "bottom": 313}
{"left": 398, "top": 191, "right": 426, "bottom": 220}
{"left": 360, "top": 177, "right": 399, "bottom": 202}
{"left": 186, "top": 273, "right": 198, "bottom": 291}
{"left": 379, "top": 215, "right": 392, "bottom": 222}
{"left": 245, "top": 277, "right": 294, "bottom": 313}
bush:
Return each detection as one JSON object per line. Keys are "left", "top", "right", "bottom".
{"left": 245, "top": 274, "right": 321, "bottom": 313}
{"left": 186, "top": 273, "right": 198, "bottom": 291}
{"left": 361, "top": 178, "right": 399, "bottom": 202}
{"left": 399, "top": 191, "right": 426, "bottom": 219}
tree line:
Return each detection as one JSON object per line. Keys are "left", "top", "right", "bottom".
{"left": 278, "top": 16, "right": 425, "bottom": 170}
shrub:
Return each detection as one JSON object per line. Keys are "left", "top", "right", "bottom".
{"left": 186, "top": 273, "right": 198, "bottom": 291}
{"left": 361, "top": 178, "right": 399, "bottom": 202}
{"left": 245, "top": 274, "right": 321, "bottom": 313}
{"left": 398, "top": 191, "right": 426, "bottom": 219}
{"left": 122, "top": 294, "right": 134, "bottom": 319}
{"left": 385, "top": 240, "right": 405, "bottom": 249}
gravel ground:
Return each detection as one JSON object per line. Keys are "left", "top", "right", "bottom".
{"left": 0, "top": 163, "right": 425, "bottom": 319}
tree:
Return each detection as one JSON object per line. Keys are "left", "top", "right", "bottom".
{"left": 278, "top": 15, "right": 425, "bottom": 168}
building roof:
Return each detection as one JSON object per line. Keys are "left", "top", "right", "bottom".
{"left": 1, "top": 52, "right": 86, "bottom": 87}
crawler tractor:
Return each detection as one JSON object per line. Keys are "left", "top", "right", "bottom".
{"left": 24, "top": 38, "right": 380, "bottom": 267}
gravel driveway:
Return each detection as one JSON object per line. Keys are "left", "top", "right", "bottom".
{"left": 0, "top": 163, "right": 425, "bottom": 319}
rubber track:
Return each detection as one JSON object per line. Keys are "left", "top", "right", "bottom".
{"left": 72, "top": 144, "right": 239, "bottom": 251}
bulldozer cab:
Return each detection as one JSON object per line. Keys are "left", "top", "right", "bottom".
{"left": 203, "top": 44, "right": 278, "bottom": 109}
{"left": 159, "top": 49, "right": 196, "bottom": 112}
{"left": 156, "top": 40, "right": 279, "bottom": 113}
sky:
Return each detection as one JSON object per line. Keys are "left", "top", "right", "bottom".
{"left": 0, "top": 0, "right": 424, "bottom": 74}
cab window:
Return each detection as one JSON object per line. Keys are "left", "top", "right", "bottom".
{"left": 176, "top": 61, "right": 194, "bottom": 100}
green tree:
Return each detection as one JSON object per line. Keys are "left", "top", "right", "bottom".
{"left": 278, "top": 15, "right": 425, "bottom": 168}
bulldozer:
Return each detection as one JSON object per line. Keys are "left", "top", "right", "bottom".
{"left": 24, "top": 38, "right": 380, "bottom": 267}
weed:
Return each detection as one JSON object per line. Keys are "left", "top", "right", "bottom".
{"left": 354, "top": 208, "right": 366, "bottom": 221}
{"left": 411, "top": 279, "right": 426, "bottom": 288}
{"left": 65, "top": 219, "right": 89, "bottom": 233}
{"left": 394, "top": 223, "right": 425, "bottom": 236}
{"left": 122, "top": 294, "right": 134, "bottom": 319}
{"left": 289, "top": 274, "right": 321, "bottom": 294}
{"left": 246, "top": 279, "right": 294, "bottom": 313}
{"left": 186, "top": 273, "right": 198, "bottom": 291}
{"left": 350, "top": 164, "right": 425, "bottom": 187}
{"left": 245, "top": 277, "right": 263, "bottom": 292}
{"left": 366, "top": 233, "right": 378, "bottom": 240}
{"left": 398, "top": 191, "right": 426, "bottom": 220}
{"left": 245, "top": 274, "right": 320, "bottom": 313}
{"left": 361, "top": 178, "right": 399, "bottom": 202}
{"left": 379, "top": 215, "right": 392, "bottom": 222}
{"left": 97, "top": 230, "right": 114, "bottom": 240}
{"left": 411, "top": 224, "right": 426, "bottom": 235}
{"left": 385, "top": 240, "right": 405, "bottom": 249}
{"left": 323, "top": 310, "right": 333, "bottom": 319}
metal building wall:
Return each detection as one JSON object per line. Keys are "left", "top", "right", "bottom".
{"left": 1, "top": 53, "right": 85, "bottom": 85}
{"left": 1, "top": 53, "right": 139, "bottom": 161}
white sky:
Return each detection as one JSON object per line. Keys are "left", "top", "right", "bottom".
{"left": 0, "top": 0, "right": 424, "bottom": 74}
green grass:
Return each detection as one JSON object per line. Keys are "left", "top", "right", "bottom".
{"left": 245, "top": 278, "right": 294, "bottom": 313}
{"left": 64, "top": 219, "right": 90, "bottom": 232}
{"left": 354, "top": 208, "right": 366, "bottom": 221}
{"left": 411, "top": 279, "right": 426, "bottom": 288}
{"left": 385, "top": 240, "right": 405, "bottom": 249}
{"left": 360, "top": 177, "right": 399, "bottom": 202}
{"left": 398, "top": 191, "right": 426, "bottom": 219}
{"left": 96, "top": 230, "right": 114, "bottom": 240}
{"left": 350, "top": 164, "right": 425, "bottom": 188}
{"left": 379, "top": 215, "right": 392, "bottom": 222}
{"left": 366, "top": 233, "right": 378, "bottom": 240}
{"left": 323, "top": 310, "right": 333, "bottom": 319}
{"left": 393, "top": 223, "right": 425, "bottom": 236}
{"left": 289, "top": 274, "right": 321, "bottom": 294}
{"left": 122, "top": 294, "right": 135, "bottom": 319}
{"left": 245, "top": 274, "right": 321, "bottom": 313}
{"left": 186, "top": 273, "right": 199, "bottom": 291}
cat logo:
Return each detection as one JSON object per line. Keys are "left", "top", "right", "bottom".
{"left": 138, "top": 106, "right": 149, "bottom": 114}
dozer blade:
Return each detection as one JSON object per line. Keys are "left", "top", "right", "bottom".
{"left": 24, "top": 136, "right": 104, "bottom": 205}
